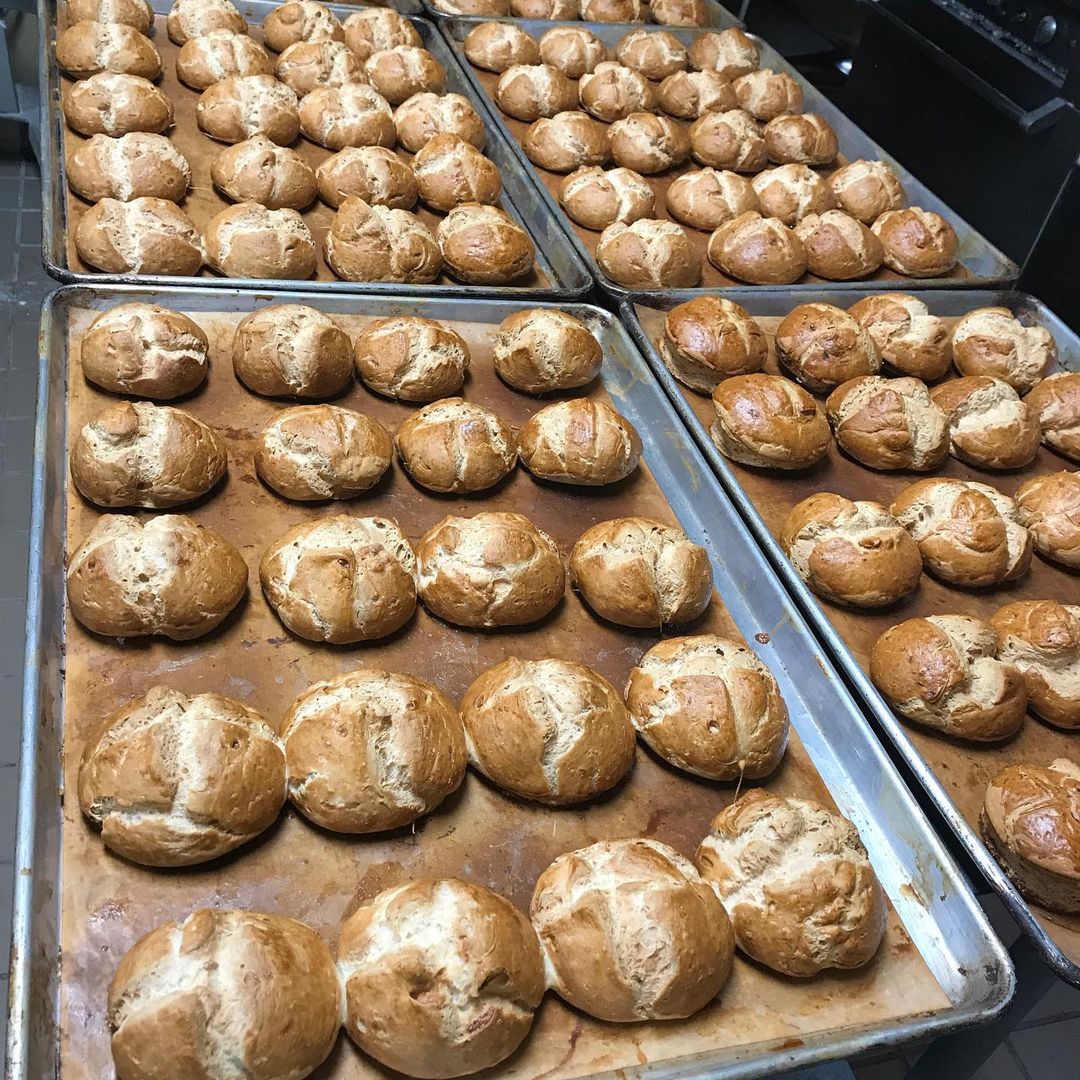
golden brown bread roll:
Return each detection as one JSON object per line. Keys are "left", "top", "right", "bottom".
{"left": 828, "top": 158, "right": 905, "bottom": 224}
{"left": 615, "top": 28, "right": 688, "bottom": 79}
{"left": 166, "top": 0, "right": 247, "bottom": 45}
{"left": 67, "top": 514, "right": 247, "bottom": 639}
{"left": 110, "top": 910, "right": 340, "bottom": 1080}
{"left": 1014, "top": 470, "right": 1080, "bottom": 568}
{"left": 316, "top": 145, "right": 417, "bottom": 210}
{"left": 582, "top": 0, "right": 646, "bottom": 18}
{"left": 666, "top": 167, "right": 759, "bottom": 232}
{"left": 870, "top": 615, "right": 1027, "bottom": 741}
{"left": 274, "top": 39, "right": 366, "bottom": 96}
{"left": 689, "top": 108, "right": 766, "bottom": 172}
{"left": 626, "top": 634, "right": 789, "bottom": 779}
{"left": 650, "top": 0, "right": 708, "bottom": 24}
{"left": 262, "top": 0, "right": 342, "bottom": 53}
{"left": 464, "top": 21, "right": 540, "bottom": 72}
{"left": 512, "top": 0, "right": 578, "bottom": 16}
{"left": 339, "top": 880, "right": 545, "bottom": 1077}
{"left": 437, "top": 203, "right": 535, "bottom": 285}
{"left": 282, "top": 669, "right": 465, "bottom": 831}
{"left": 325, "top": 198, "right": 442, "bottom": 283}
{"left": 175, "top": 28, "right": 272, "bottom": 89}
{"left": 56, "top": 20, "right": 161, "bottom": 81}
{"left": 930, "top": 376, "right": 1041, "bottom": 471}
{"left": 261, "top": 515, "right": 417, "bottom": 643}
{"left": 523, "top": 112, "right": 610, "bottom": 173}
{"left": 558, "top": 165, "right": 652, "bottom": 228}
{"left": 1027, "top": 372, "right": 1080, "bottom": 463}
{"left": 776, "top": 302, "right": 881, "bottom": 392}
{"left": 951, "top": 306, "right": 1056, "bottom": 393}
{"left": 233, "top": 303, "right": 353, "bottom": 399}
{"left": 710, "top": 374, "right": 830, "bottom": 468}
{"left": 492, "top": 308, "right": 602, "bottom": 394}
{"left": 78, "top": 686, "right": 285, "bottom": 866}
{"left": 461, "top": 658, "right": 635, "bottom": 803}
{"left": 732, "top": 67, "right": 802, "bottom": 121}
{"left": 81, "top": 302, "right": 208, "bottom": 399}
{"left": 763, "top": 112, "right": 838, "bottom": 166}
{"left": 697, "top": 789, "right": 887, "bottom": 976}
{"left": 519, "top": 398, "right": 641, "bottom": 486}
{"left": 71, "top": 401, "right": 226, "bottom": 508}
{"left": 67, "top": 132, "right": 190, "bottom": 203}
{"left": 354, "top": 315, "right": 469, "bottom": 401}
{"left": 203, "top": 202, "right": 317, "bottom": 279}
{"left": 688, "top": 28, "right": 759, "bottom": 79}
{"left": 255, "top": 405, "right": 392, "bottom": 500}
{"left": 597, "top": 218, "right": 702, "bottom": 288}
{"left": 412, "top": 134, "right": 501, "bottom": 212}
{"left": 531, "top": 838, "right": 734, "bottom": 1021}
{"left": 298, "top": 82, "right": 395, "bottom": 149}
{"left": 609, "top": 112, "right": 689, "bottom": 174}
{"left": 70, "top": 0, "right": 152, "bottom": 32}
{"left": 570, "top": 516, "right": 712, "bottom": 627}
{"left": 890, "top": 477, "right": 1033, "bottom": 587}
{"left": 539, "top": 25, "right": 606, "bottom": 79}
{"left": 75, "top": 197, "right": 203, "bottom": 276}
{"left": 495, "top": 63, "right": 576, "bottom": 122}
{"left": 751, "top": 163, "right": 836, "bottom": 226}
{"left": 63, "top": 72, "right": 172, "bottom": 136}
{"left": 780, "top": 492, "right": 922, "bottom": 607}
{"left": 343, "top": 7, "right": 421, "bottom": 61}
{"left": 658, "top": 295, "right": 766, "bottom": 392}
{"left": 707, "top": 210, "right": 807, "bottom": 284}
{"left": 657, "top": 68, "right": 736, "bottom": 119}
{"left": 197, "top": 74, "right": 300, "bottom": 144}
{"left": 393, "top": 92, "right": 486, "bottom": 154}
{"left": 395, "top": 398, "right": 516, "bottom": 493}
{"left": 872, "top": 207, "right": 958, "bottom": 278}
{"left": 365, "top": 46, "right": 446, "bottom": 106}
{"left": 579, "top": 61, "right": 658, "bottom": 123}
{"left": 847, "top": 293, "right": 952, "bottom": 381}
{"left": 795, "top": 209, "right": 884, "bottom": 280}
{"left": 211, "top": 135, "right": 317, "bottom": 210}
{"left": 981, "top": 759, "right": 1080, "bottom": 914}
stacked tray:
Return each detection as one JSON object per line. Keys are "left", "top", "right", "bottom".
{"left": 8, "top": 285, "right": 1011, "bottom": 1079}
{"left": 420, "top": 0, "right": 741, "bottom": 28}
{"left": 623, "top": 288, "right": 1080, "bottom": 986}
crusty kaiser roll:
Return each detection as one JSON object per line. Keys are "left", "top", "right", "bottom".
{"left": 67, "top": 132, "right": 190, "bottom": 204}
{"left": 316, "top": 145, "right": 417, "bottom": 210}
{"left": 109, "top": 910, "right": 340, "bottom": 1080}
{"left": 262, "top": 0, "right": 342, "bottom": 53}
{"left": 609, "top": 112, "right": 689, "bottom": 174}
{"left": 63, "top": 72, "right": 172, "bottom": 136}
{"left": 558, "top": 166, "right": 652, "bottom": 229}
{"left": 951, "top": 306, "right": 1055, "bottom": 394}
{"left": 1027, "top": 372, "right": 1080, "bottom": 463}
{"left": 776, "top": 302, "right": 881, "bottom": 392}
{"left": 464, "top": 21, "right": 540, "bottom": 72}
{"left": 847, "top": 293, "right": 951, "bottom": 381}
{"left": 393, "top": 92, "right": 485, "bottom": 154}
{"left": 75, "top": 197, "right": 203, "bottom": 276}
{"left": 166, "top": 0, "right": 247, "bottom": 45}
{"left": 204, "top": 202, "right": 317, "bottom": 279}
{"left": 492, "top": 308, "right": 602, "bottom": 394}
{"left": 79, "top": 686, "right": 285, "bottom": 866}
{"left": 581, "top": 0, "right": 646, "bottom": 19}
{"left": 733, "top": 67, "right": 802, "bottom": 121}
{"left": 513, "top": 0, "right": 578, "bottom": 17}
{"left": 751, "top": 163, "right": 835, "bottom": 226}
{"left": 870, "top": 615, "right": 1027, "bottom": 741}
{"left": 255, "top": 405, "right": 392, "bottom": 500}
{"left": 615, "top": 28, "right": 687, "bottom": 80}
{"left": 211, "top": 135, "right": 317, "bottom": 210}
{"left": 67, "top": 514, "right": 247, "bottom": 639}
{"left": 688, "top": 109, "right": 766, "bottom": 172}
{"left": 325, "top": 198, "right": 442, "bottom": 283}
{"left": 570, "top": 517, "right": 712, "bottom": 627}
{"left": 697, "top": 789, "right": 887, "bottom": 976}
{"left": 343, "top": 7, "right": 421, "bottom": 61}
{"left": 687, "top": 27, "right": 759, "bottom": 79}
{"left": 298, "top": 82, "right": 395, "bottom": 149}
{"left": 710, "top": 374, "right": 830, "bottom": 469}
{"left": 991, "top": 600, "right": 1080, "bottom": 730}
{"left": 417, "top": 512, "right": 565, "bottom": 627}
{"left": 396, "top": 398, "right": 516, "bottom": 493}
{"left": 260, "top": 515, "right": 416, "bottom": 642}
{"left": 56, "top": 20, "right": 161, "bottom": 81}
{"left": 495, "top": 63, "right": 576, "bottom": 122}
{"left": 70, "top": 0, "right": 152, "bottom": 32}
{"left": 666, "top": 167, "right": 759, "bottom": 232}
{"left": 531, "top": 838, "right": 734, "bottom": 1021}
{"left": 365, "top": 46, "right": 446, "bottom": 106}
{"left": 658, "top": 295, "right": 766, "bottom": 393}
{"left": 981, "top": 759, "right": 1080, "bottom": 914}
{"left": 626, "top": 635, "right": 789, "bottom": 779}
{"left": 795, "top": 209, "right": 884, "bottom": 281}
{"left": 175, "top": 28, "right": 272, "bottom": 89}
{"left": 233, "top": 303, "right": 353, "bottom": 399}
{"left": 657, "top": 68, "right": 736, "bottom": 120}
{"left": 538, "top": 25, "right": 606, "bottom": 79}
{"left": 518, "top": 398, "right": 641, "bottom": 486}
{"left": 890, "top": 477, "right": 1033, "bottom": 587}
{"left": 339, "top": 879, "right": 545, "bottom": 1077}
{"left": 779, "top": 492, "right": 922, "bottom": 607}
{"left": 437, "top": 203, "right": 535, "bottom": 285}
{"left": 523, "top": 112, "right": 610, "bottom": 173}
{"left": 650, "top": 0, "right": 708, "bottom": 24}
{"left": 763, "top": 112, "right": 838, "bottom": 166}
{"left": 930, "top": 376, "right": 1041, "bottom": 471}
{"left": 707, "top": 211, "right": 807, "bottom": 285}
{"left": 1015, "top": 470, "right": 1080, "bottom": 568}
{"left": 71, "top": 401, "right": 226, "bottom": 508}
{"left": 81, "top": 303, "right": 208, "bottom": 399}
{"left": 597, "top": 219, "right": 702, "bottom": 289}
{"left": 828, "top": 158, "right": 905, "bottom": 224}
{"left": 353, "top": 315, "right": 469, "bottom": 402}
{"left": 275, "top": 39, "right": 365, "bottom": 96}
{"left": 197, "top": 74, "right": 300, "bottom": 144}
{"left": 461, "top": 658, "right": 635, "bottom": 803}
{"left": 412, "top": 134, "right": 501, "bottom": 212}
{"left": 579, "top": 62, "right": 657, "bottom": 123}
{"left": 282, "top": 669, "right": 465, "bottom": 831}
{"left": 872, "top": 207, "right": 958, "bottom": 278}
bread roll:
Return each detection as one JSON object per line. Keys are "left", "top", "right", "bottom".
{"left": 689, "top": 108, "right": 766, "bottom": 172}
{"left": 609, "top": 112, "right": 689, "bottom": 174}
{"left": 579, "top": 62, "right": 657, "bottom": 123}
{"left": 1015, "top": 470, "right": 1080, "bottom": 568}
{"left": 666, "top": 168, "right": 759, "bottom": 232}
{"left": 650, "top": 0, "right": 708, "bottom": 25}
{"left": 67, "top": 514, "right": 247, "bottom": 639}
{"left": 872, "top": 207, "right": 958, "bottom": 278}
{"left": 780, "top": 492, "right": 922, "bottom": 607}
{"left": 1027, "top": 372, "right": 1080, "bottom": 463}
{"left": 523, "top": 112, "right": 610, "bottom": 173}
{"left": 890, "top": 477, "right": 1033, "bottom": 587}
{"left": 262, "top": 0, "right": 342, "bottom": 53}
{"left": 75, "top": 197, "right": 203, "bottom": 276}
{"left": 339, "top": 880, "right": 545, "bottom": 1077}
{"left": 175, "top": 28, "right": 272, "bottom": 89}
{"left": 433, "top": 1, "right": 511, "bottom": 18}
{"left": 343, "top": 7, "right": 421, "bottom": 61}
{"left": 657, "top": 68, "right": 736, "bottom": 119}
{"left": 733, "top": 68, "right": 802, "bottom": 121}
{"left": 298, "top": 82, "right": 394, "bottom": 149}
{"left": 79, "top": 686, "right": 285, "bottom": 866}
{"left": 531, "top": 838, "right": 734, "bottom": 1021}
{"left": 539, "top": 25, "right": 606, "bottom": 79}
{"left": 233, "top": 303, "right": 353, "bottom": 399}
{"left": 559, "top": 165, "right": 651, "bottom": 228}
{"left": 325, "top": 198, "right": 442, "bottom": 283}
{"left": 581, "top": 0, "right": 646, "bottom": 18}
{"left": 396, "top": 398, "right": 516, "bottom": 493}
{"left": 81, "top": 303, "right": 208, "bottom": 399}
{"left": 56, "top": 20, "right": 161, "bottom": 80}
{"left": 204, "top": 202, "right": 317, "bottom": 279}
{"left": 951, "top": 307, "right": 1056, "bottom": 393}
{"left": 63, "top": 72, "right": 172, "bottom": 136}
{"left": 828, "top": 158, "right": 905, "bottom": 224}
{"left": 615, "top": 28, "right": 687, "bottom": 80}
{"left": 795, "top": 209, "right": 884, "bottom": 280}
{"left": 255, "top": 405, "right": 392, "bottom": 500}
{"left": 688, "top": 27, "right": 759, "bottom": 78}
{"left": 365, "top": 46, "right": 445, "bottom": 106}
{"left": 989, "top": 601, "right": 1078, "bottom": 731}
{"left": 67, "top": 132, "right": 190, "bottom": 203}
{"left": 775, "top": 302, "right": 880, "bottom": 392}
{"left": 570, "top": 517, "right": 712, "bottom": 627}
{"left": 282, "top": 669, "right": 465, "bottom": 831}
{"left": 464, "top": 21, "right": 540, "bottom": 72}
{"left": 763, "top": 112, "right": 837, "bottom": 166}
{"left": 871, "top": 615, "right": 1027, "bottom": 741}
{"left": 711, "top": 374, "right": 830, "bottom": 468}
{"left": 495, "top": 63, "right": 576, "bottom": 122}
{"left": 393, "top": 92, "right": 485, "bottom": 153}
{"left": 519, "top": 398, "right": 641, "bottom": 486}
{"left": 275, "top": 39, "right": 366, "bottom": 95}
{"left": 626, "top": 635, "right": 789, "bottom": 779}
{"left": 697, "top": 789, "right": 887, "bottom": 975}
{"left": 413, "top": 134, "right": 501, "bottom": 212}
{"left": 70, "top": 0, "right": 152, "bottom": 32}
{"left": 981, "top": 759, "right": 1080, "bottom": 914}
{"left": 847, "top": 293, "right": 951, "bottom": 381}
{"left": 210, "top": 135, "right": 316, "bottom": 210}
{"left": 930, "top": 376, "right": 1041, "bottom": 471}
{"left": 437, "top": 203, "right": 535, "bottom": 285}
{"left": 493, "top": 308, "right": 602, "bottom": 394}
{"left": 512, "top": 0, "right": 578, "bottom": 16}
{"left": 316, "top": 146, "right": 416, "bottom": 210}
{"left": 751, "top": 163, "right": 835, "bottom": 227}
{"left": 598, "top": 218, "right": 702, "bottom": 289}
{"left": 708, "top": 210, "right": 806, "bottom": 284}
{"left": 109, "top": 910, "right": 340, "bottom": 1080}
{"left": 261, "top": 515, "right": 416, "bottom": 642}
{"left": 658, "top": 295, "right": 766, "bottom": 393}
{"left": 461, "top": 658, "right": 635, "bottom": 803}
{"left": 197, "top": 74, "right": 300, "bottom": 144}
{"left": 354, "top": 315, "right": 469, "bottom": 401}
{"left": 166, "top": 0, "right": 246, "bottom": 45}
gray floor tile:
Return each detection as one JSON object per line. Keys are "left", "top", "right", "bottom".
{"left": 1011, "top": 1019, "right": 1080, "bottom": 1078}
{"left": 0, "top": 417, "right": 33, "bottom": 471}
{"left": 0, "top": 532, "right": 28, "bottom": 600}
{"left": 17, "top": 209, "right": 40, "bottom": 248}
{"left": 2, "top": 357, "right": 38, "bottom": 417}
{"left": 0, "top": 470, "right": 32, "bottom": 532}
{"left": 1021, "top": 976, "right": 1080, "bottom": 1025}
{"left": 0, "top": 598, "right": 27, "bottom": 664}
{"left": 0, "top": 675, "right": 22, "bottom": 760}
{"left": 0, "top": 763, "right": 17, "bottom": 884}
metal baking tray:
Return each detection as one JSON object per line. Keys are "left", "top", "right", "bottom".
{"left": 10, "top": 283, "right": 1011, "bottom": 1079}
{"left": 39, "top": 0, "right": 592, "bottom": 297}
{"left": 420, "top": 0, "right": 741, "bottom": 28}
{"left": 440, "top": 17, "right": 1019, "bottom": 300}
{"left": 623, "top": 288, "right": 1080, "bottom": 987}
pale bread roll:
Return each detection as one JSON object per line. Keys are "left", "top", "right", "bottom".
{"left": 558, "top": 165, "right": 652, "bottom": 229}
{"left": 775, "top": 302, "right": 880, "bottom": 392}
{"left": 687, "top": 28, "right": 759, "bottom": 79}
{"left": 75, "top": 197, "right": 203, "bottom": 276}
{"left": 316, "top": 146, "right": 417, "bottom": 210}
{"left": 658, "top": 295, "right": 766, "bottom": 393}
{"left": 597, "top": 218, "right": 702, "bottom": 289}
{"left": 828, "top": 159, "right": 905, "bottom": 224}
{"left": 56, "top": 20, "right": 162, "bottom": 81}
{"left": 492, "top": 308, "right": 601, "bottom": 394}
{"left": 203, "top": 202, "right": 317, "bottom": 279}
{"left": 666, "top": 168, "right": 759, "bottom": 232}
{"left": 325, "top": 198, "right": 442, "bottom": 283}
{"left": 298, "top": 82, "right": 395, "bottom": 149}
{"left": 615, "top": 28, "right": 687, "bottom": 80}
{"left": 353, "top": 315, "right": 469, "bottom": 401}
{"left": 275, "top": 39, "right": 366, "bottom": 95}
{"left": 951, "top": 307, "right": 1056, "bottom": 394}
{"left": 70, "top": 0, "right": 152, "bottom": 32}
{"left": 343, "top": 7, "right": 421, "bottom": 61}
{"left": 167, "top": 0, "right": 247, "bottom": 45}
{"left": 1014, "top": 471, "right": 1080, "bottom": 569}
{"left": 393, "top": 92, "right": 486, "bottom": 154}
{"left": 847, "top": 293, "right": 951, "bottom": 381}
{"left": 262, "top": 0, "right": 342, "bottom": 53}
{"left": 872, "top": 207, "right": 958, "bottom": 278}
{"left": 1027, "top": 372, "right": 1080, "bottom": 463}
{"left": 175, "top": 29, "right": 272, "bottom": 89}
{"left": 211, "top": 135, "right": 317, "bottom": 210}
{"left": 464, "top": 22, "right": 540, "bottom": 72}
{"left": 196, "top": 74, "right": 300, "bottom": 144}
{"left": 365, "top": 46, "right": 446, "bottom": 106}
{"left": 930, "top": 376, "right": 1041, "bottom": 471}
{"left": 538, "top": 25, "right": 606, "bottom": 79}
{"left": 63, "top": 72, "right": 173, "bottom": 136}
{"left": 67, "top": 132, "right": 190, "bottom": 203}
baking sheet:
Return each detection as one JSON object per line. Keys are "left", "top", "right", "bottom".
{"left": 40, "top": 1, "right": 592, "bottom": 297}
{"left": 440, "top": 17, "right": 1019, "bottom": 300}
{"left": 420, "top": 0, "right": 741, "bottom": 29}
{"left": 10, "top": 285, "right": 1012, "bottom": 1080}
{"left": 624, "top": 288, "right": 1080, "bottom": 987}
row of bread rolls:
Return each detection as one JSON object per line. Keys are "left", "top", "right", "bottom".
{"left": 435, "top": 0, "right": 711, "bottom": 26}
